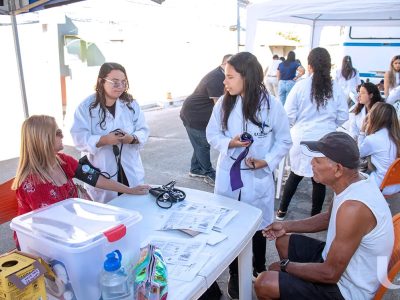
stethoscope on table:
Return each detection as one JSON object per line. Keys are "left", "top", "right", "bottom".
{"left": 149, "top": 181, "right": 186, "bottom": 209}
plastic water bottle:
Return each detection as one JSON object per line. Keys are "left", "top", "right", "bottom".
{"left": 100, "top": 250, "right": 132, "bottom": 300}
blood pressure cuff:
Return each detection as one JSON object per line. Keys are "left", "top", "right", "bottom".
{"left": 74, "top": 155, "right": 101, "bottom": 186}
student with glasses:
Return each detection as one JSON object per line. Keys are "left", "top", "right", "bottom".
{"left": 71, "top": 62, "right": 150, "bottom": 203}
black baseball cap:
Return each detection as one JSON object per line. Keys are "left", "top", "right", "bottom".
{"left": 300, "top": 132, "right": 360, "bottom": 169}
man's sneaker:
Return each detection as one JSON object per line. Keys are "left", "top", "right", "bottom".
{"left": 275, "top": 210, "right": 287, "bottom": 221}
{"left": 204, "top": 175, "right": 215, "bottom": 187}
{"left": 227, "top": 274, "right": 239, "bottom": 300}
{"left": 189, "top": 171, "right": 206, "bottom": 178}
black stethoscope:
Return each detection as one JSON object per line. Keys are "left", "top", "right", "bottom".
{"left": 149, "top": 181, "right": 186, "bottom": 209}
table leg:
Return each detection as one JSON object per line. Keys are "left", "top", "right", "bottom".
{"left": 238, "top": 239, "right": 252, "bottom": 299}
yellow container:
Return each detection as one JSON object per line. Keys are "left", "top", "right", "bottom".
{"left": 0, "top": 251, "right": 47, "bottom": 300}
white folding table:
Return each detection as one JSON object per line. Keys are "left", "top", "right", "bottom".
{"left": 109, "top": 187, "right": 262, "bottom": 300}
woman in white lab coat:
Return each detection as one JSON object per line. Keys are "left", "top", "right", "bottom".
{"left": 358, "top": 102, "right": 400, "bottom": 195}
{"left": 348, "top": 82, "right": 383, "bottom": 140}
{"left": 206, "top": 52, "right": 292, "bottom": 296}
{"left": 335, "top": 55, "right": 361, "bottom": 106}
{"left": 70, "top": 62, "right": 149, "bottom": 203}
{"left": 276, "top": 47, "right": 348, "bottom": 220}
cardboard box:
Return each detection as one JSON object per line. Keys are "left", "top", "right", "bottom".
{"left": 0, "top": 251, "right": 47, "bottom": 300}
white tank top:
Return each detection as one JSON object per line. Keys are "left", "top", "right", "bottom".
{"left": 321, "top": 175, "right": 394, "bottom": 300}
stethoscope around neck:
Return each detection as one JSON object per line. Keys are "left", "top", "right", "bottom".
{"left": 229, "top": 96, "right": 271, "bottom": 170}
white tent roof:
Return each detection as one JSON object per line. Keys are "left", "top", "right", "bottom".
{"left": 245, "top": 0, "right": 400, "bottom": 52}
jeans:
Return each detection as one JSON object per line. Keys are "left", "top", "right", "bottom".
{"left": 184, "top": 125, "right": 215, "bottom": 178}
{"left": 278, "top": 80, "right": 296, "bottom": 106}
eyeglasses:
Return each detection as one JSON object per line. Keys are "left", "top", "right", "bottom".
{"left": 56, "top": 129, "right": 63, "bottom": 138}
{"left": 103, "top": 78, "right": 127, "bottom": 89}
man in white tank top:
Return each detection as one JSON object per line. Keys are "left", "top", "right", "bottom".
{"left": 255, "top": 132, "right": 394, "bottom": 300}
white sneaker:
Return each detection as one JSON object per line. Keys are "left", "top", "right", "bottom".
{"left": 189, "top": 172, "right": 206, "bottom": 178}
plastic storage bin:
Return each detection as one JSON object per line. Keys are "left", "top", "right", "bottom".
{"left": 10, "top": 198, "right": 142, "bottom": 300}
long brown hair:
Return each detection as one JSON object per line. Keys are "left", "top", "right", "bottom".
{"left": 340, "top": 55, "right": 357, "bottom": 80}
{"left": 366, "top": 102, "right": 400, "bottom": 157}
{"left": 387, "top": 55, "right": 400, "bottom": 91}
{"left": 352, "top": 82, "right": 383, "bottom": 115}
{"left": 12, "top": 115, "right": 62, "bottom": 189}
{"left": 221, "top": 52, "right": 269, "bottom": 130}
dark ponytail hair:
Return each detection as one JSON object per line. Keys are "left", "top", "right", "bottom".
{"left": 308, "top": 47, "right": 333, "bottom": 110}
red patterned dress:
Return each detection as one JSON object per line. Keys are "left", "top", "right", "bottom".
{"left": 16, "top": 153, "right": 79, "bottom": 216}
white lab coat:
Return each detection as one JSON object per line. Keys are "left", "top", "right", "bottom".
{"left": 206, "top": 95, "right": 292, "bottom": 229}
{"left": 358, "top": 128, "right": 400, "bottom": 195}
{"left": 285, "top": 76, "right": 348, "bottom": 177}
{"left": 335, "top": 69, "right": 361, "bottom": 100}
{"left": 70, "top": 94, "right": 149, "bottom": 203}
{"left": 349, "top": 106, "right": 366, "bottom": 140}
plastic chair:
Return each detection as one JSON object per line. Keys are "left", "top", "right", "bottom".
{"left": 380, "top": 158, "right": 400, "bottom": 197}
{"left": 275, "top": 156, "right": 290, "bottom": 199}
{"left": 275, "top": 157, "right": 285, "bottom": 199}
{"left": 0, "top": 178, "right": 18, "bottom": 224}
{"left": 373, "top": 213, "right": 400, "bottom": 300}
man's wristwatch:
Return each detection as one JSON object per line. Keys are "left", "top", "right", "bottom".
{"left": 280, "top": 258, "right": 290, "bottom": 272}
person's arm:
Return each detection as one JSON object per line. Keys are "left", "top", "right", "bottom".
{"left": 70, "top": 97, "right": 119, "bottom": 154}
{"left": 384, "top": 71, "right": 390, "bottom": 97}
{"left": 95, "top": 176, "right": 150, "bottom": 195}
{"left": 386, "top": 85, "right": 400, "bottom": 105}
{"left": 276, "top": 69, "right": 281, "bottom": 81}
{"left": 283, "top": 200, "right": 376, "bottom": 284}
{"left": 206, "top": 99, "right": 235, "bottom": 156}
{"left": 263, "top": 202, "right": 332, "bottom": 240}
{"left": 293, "top": 66, "right": 305, "bottom": 81}
{"left": 357, "top": 131, "right": 376, "bottom": 158}
{"left": 127, "top": 102, "right": 150, "bottom": 146}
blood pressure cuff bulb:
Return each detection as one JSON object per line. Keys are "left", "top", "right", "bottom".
{"left": 74, "top": 155, "right": 101, "bottom": 186}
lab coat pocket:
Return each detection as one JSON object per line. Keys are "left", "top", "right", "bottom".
{"left": 253, "top": 172, "right": 269, "bottom": 199}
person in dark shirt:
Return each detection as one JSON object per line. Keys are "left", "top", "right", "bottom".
{"left": 277, "top": 51, "right": 305, "bottom": 105}
{"left": 180, "top": 54, "right": 232, "bottom": 186}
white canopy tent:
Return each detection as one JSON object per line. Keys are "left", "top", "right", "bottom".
{"left": 1, "top": 0, "right": 163, "bottom": 118}
{"left": 245, "top": 0, "right": 400, "bottom": 53}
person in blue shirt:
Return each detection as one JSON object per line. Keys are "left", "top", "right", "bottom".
{"left": 277, "top": 51, "right": 305, "bottom": 105}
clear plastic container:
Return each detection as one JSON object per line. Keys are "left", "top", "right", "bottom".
{"left": 101, "top": 250, "right": 131, "bottom": 300}
{"left": 10, "top": 198, "right": 142, "bottom": 300}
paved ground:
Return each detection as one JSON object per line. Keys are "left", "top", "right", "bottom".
{"left": 1, "top": 104, "right": 399, "bottom": 299}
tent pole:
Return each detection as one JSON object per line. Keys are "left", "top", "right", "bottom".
{"left": 9, "top": 0, "right": 29, "bottom": 118}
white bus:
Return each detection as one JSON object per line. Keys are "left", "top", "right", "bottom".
{"left": 340, "top": 26, "right": 400, "bottom": 84}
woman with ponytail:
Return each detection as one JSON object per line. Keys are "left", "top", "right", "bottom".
{"left": 276, "top": 47, "right": 348, "bottom": 220}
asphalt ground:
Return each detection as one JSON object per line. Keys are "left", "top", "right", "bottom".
{"left": 1, "top": 104, "right": 399, "bottom": 299}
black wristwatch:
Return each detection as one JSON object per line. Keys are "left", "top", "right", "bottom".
{"left": 280, "top": 258, "right": 290, "bottom": 272}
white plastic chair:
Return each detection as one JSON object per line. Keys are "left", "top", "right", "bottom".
{"left": 275, "top": 156, "right": 290, "bottom": 199}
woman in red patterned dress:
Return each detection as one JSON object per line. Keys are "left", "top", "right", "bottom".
{"left": 12, "top": 115, "right": 150, "bottom": 216}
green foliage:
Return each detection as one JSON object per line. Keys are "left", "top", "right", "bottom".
{"left": 277, "top": 31, "right": 301, "bottom": 43}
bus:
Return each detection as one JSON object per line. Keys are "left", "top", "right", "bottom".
{"left": 340, "top": 26, "right": 400, "bottom": 84}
